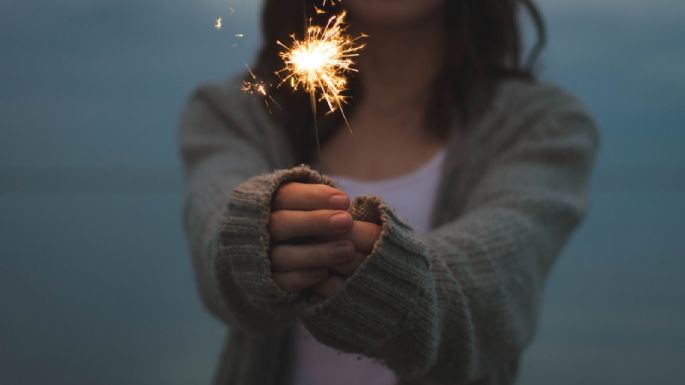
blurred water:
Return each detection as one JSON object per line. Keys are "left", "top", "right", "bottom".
{"left": 1, "top": 1, "right": 684, "bottom": 384}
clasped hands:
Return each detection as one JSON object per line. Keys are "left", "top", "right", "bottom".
{"left": 268, "top": 182, "right": 381, "bottom": 303}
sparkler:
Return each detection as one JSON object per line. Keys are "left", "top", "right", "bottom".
{"left": 277, "top": 10, "right": 364, "bottom": 129}
{"left": 276, "top": 9, "right": 365, "bottom": 172}
{"left": 224, "top": 3, "right": 364, "bottom": 174}
{"left": 214, "top": 17, "right": 222, "bottom": 30}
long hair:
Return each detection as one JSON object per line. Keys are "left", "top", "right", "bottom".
{"left": 251, "top": 0, "right": 546, "bottom": 164}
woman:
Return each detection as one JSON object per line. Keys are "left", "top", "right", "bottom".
{"left": 178, "top": 0, "right": 599, "bottom": 384}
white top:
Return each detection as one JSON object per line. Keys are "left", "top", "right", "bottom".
{"left": 292, "top": 147, "right": 447, "bottom": 385}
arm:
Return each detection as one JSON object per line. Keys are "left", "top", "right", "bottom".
{"left": 295, "top": 90, "right": 600, "bottom": 382}
{"left": 179, "top": 84, "right": 307, "bottom": 335}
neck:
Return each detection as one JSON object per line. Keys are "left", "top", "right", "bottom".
{"left": 354, "top": 17, "right": 446, "bottom": 111}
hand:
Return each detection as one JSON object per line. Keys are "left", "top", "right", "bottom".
{"left": 309, "top": 219, "right": 381, "bottom": 302}
{"left": 268, "top": 182, "right": 382, "bottom": 300}
{"left": 268, "top": 182, "right": 355, "bottom": 293}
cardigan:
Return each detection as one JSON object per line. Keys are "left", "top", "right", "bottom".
{"left": 177, "top": 76, "right": 600, "bottom": 385}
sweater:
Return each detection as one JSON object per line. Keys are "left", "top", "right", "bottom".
{"left": 177, "top": 76, "right": 600, "bottom": 385}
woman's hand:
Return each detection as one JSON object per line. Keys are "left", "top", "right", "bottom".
{"left": 269, "top": 182, "right": 355, "bottom": 293}
{"left": 310, "top": 220, "right": 381, "bottom": 301}
{"left": 268, "top": 182, "right": 381, "bottom": 300}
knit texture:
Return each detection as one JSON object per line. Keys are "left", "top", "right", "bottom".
{"left": 178, "top": 76, "right": 600, "bottom": 385}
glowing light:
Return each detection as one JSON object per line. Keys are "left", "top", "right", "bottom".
{"left": 214, "top": 17, "right": 222, "bottom": 30}
{"left": 276, "top": 11, "right": 365, "bottom": 124}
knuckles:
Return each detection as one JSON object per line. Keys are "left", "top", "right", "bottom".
{"left": 273, "top": 182, "right": 347, "bottom": 210}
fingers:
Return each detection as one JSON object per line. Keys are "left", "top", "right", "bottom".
{"left": 272, "top": 268, "right": 330, "bottom": 293}
{"left": 269, "top": 210, "right": 353, "bottom": 241}
{"left": 349, "top": 221, "right": 382, "bottom": 253}
{"left": 272, "top": 182, "right": 349, "bottom": 211}
{"left": 312, "top": 274, "right": 346, "bottom": 299}
{"left": 323, "top": 220, "right": 382, "bottom": 254}
{"left": 328, "top": 251, "right": 369, "bottom": 277}
{"left": 271, "top": 241, "right": 356, "bottom": 272}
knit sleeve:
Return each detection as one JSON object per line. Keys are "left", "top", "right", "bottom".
{"left": 296, "top": 91, "right": 600, "bottom": 382}
{"left": 217, "top": 165, "right": 342, "bottom": 332}
{"left": 179, "top": 84, "right": 322, "bottom": 335}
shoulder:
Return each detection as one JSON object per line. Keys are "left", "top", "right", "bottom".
{"left": 180, "top": 76, "right": 269, "bottom": 130}
{"left": 178, "top": 76, "right": 294, "bottom": 168}
{"left": 179, "top": 75, "right": 287, "bottom": 147}
{"left": 474, "top": 79, "right": 600, "bottom": 152}
{"left": 491, "top": 79, "right": 593, "bottom": 121}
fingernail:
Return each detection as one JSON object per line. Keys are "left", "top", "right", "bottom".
{"left": 330, "top": 242, "right": 354, "bottom": 262}
{"left": 330, "top": 212, "right": 352, "bottom": 231}
{"left": 329, "top": 194, "right": 349, "bottom": 209}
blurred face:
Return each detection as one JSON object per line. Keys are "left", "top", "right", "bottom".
{"left": 343, "top": 0, "right": 446, "bottom": 28}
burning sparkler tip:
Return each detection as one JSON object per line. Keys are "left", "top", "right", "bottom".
{"left": 276, "top": 10, "right": 364, "bottom": 115}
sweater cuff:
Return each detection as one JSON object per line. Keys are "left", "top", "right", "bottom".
{"left": 218, "top": 165, "right": 339, "bottom": 318}
{"left": 297, "top": 195, "right": 437, "bottom": 379}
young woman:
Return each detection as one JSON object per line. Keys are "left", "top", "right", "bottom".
{"left": 178, "top": 0, "right": 599, "bottom": 384}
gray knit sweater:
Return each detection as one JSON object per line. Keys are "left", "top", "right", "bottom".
{"left": 178, "top": 77, "right": 599, "bottom": 385}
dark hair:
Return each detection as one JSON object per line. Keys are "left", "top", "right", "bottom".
{"left": 251, "top": 0, "right": 546, "bottom": 164}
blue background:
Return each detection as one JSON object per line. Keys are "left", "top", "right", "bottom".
{"left": 1, "top": 0, "right": 683, "bottom": 384}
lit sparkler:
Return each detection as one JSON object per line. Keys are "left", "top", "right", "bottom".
{"left": 214, "top": 17, "right": 222, "bottom": 30}
{"left": 276, "top": 10, "right": 365, "bottom": 129}
{"left": 275, "top": 8, "right": 365, "bottom": 173}
{"left": 228, "top": 3, "right": 364, "bottom": 173}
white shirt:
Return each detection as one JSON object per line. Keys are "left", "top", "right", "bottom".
{"left": 292, "top": 147, "right": 447, "bottom": 385}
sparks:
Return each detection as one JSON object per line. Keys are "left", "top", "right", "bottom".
{"left": 242, "top": 64, "right": 279, "bottom": 114}
{"left": 214, "top": 17, "right": 222, "bottom": 30}
{"left": 276, "top": 11, "right": 365, "bottom": 122}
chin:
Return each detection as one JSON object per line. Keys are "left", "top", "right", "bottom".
{"left": 343, "top": 0, "right": 446, "bottom": 28}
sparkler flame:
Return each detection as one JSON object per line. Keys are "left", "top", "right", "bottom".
{"left": 276, "top": 10, "right": 365, "bottom": 122}
{"left": 215, "top": 2, "right": 361, "bottom": 174}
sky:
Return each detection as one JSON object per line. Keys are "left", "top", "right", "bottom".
{"left": 0, "top": 1, "right": 683, "bottom": 384}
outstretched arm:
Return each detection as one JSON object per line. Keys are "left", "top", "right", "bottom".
{"left": 179, "top": 84, "right": 301, "bottom": 335}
